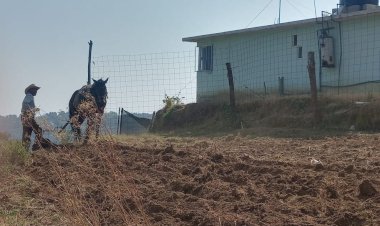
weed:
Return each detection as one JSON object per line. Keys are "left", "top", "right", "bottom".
{"left": 0, "top": 132, "right": 10, "bottom": 141}
{"left": 5, "top": 141, "right": 30, "bottom": 166}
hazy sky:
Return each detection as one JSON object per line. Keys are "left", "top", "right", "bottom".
{"left": 0, "top": 0, "right": 337, "bottom": 115}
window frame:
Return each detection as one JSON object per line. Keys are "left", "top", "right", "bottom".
{"left": 298, "top": 46, "right": 303, "bottom": 58}
{"left": 293, "top": 35, "right": 298, "bottom": 46}
{"left": 198, "top": 45, "right": 213, "bottom": 72}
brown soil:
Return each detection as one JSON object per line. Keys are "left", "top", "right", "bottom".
{"left": 2, "top": 133, "right": 378, "bottom": 225}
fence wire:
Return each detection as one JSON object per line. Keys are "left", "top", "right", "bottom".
{"left": 92, "top": 13, "right": 380, "bottom": 133}
{"left": 92, "top": 51, "right": 196, "bottom": 133}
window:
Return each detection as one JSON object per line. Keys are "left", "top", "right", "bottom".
{"left": 298, "top": 46, "right": 303, "bottom": 58}
{"left": 293, "top": 35, "right": 298, "bottom": 46}
{"left": 198, "top": 46, "right": 213, "bottom": 71}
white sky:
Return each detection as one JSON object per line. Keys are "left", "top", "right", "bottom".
{"left": 0, "top": 0, "right": 338, "bottom": 115}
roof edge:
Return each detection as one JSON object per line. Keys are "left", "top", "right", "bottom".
{"left": 183, "top": 8, "right": 380, "bottom": 42}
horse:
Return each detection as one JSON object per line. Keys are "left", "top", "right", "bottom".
{"left": 68, "top": 78, "right": 108, "bottom": 142}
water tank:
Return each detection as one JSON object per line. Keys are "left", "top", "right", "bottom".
{"left": 321, "top": 37, "right": 335, "bottom": 68}
{"left": 340, "top": 0, "right": 379, "bottom": 6}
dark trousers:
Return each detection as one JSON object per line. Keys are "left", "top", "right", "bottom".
{"left": 21, "top": 117, "right": 42, "bottom": 150}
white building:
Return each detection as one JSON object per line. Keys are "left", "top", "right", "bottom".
{"left": 183, "top": 1, "right": 380, "bottom": 103}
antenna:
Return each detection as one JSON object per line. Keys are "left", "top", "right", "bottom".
{"left": 278, "top": 0, "right": 282, "bottom": 24}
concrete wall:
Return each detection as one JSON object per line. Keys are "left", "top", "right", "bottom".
{"left": 195, "top": 13, "right": 380, "bottom": 103}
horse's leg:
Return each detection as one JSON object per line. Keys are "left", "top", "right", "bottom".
{"left": 70, "top": 123, "right": 81, "bottom": 142}
{"left": 85, "top": 116, "right": 95, "bottom": 143}
{"left": 95, "top": 113, "right": 102, "bottom": 138}
{"left": 71, "top": 114, "right": 83, "bottom": 142}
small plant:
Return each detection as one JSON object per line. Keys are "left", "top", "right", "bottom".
{"left": 162, "top": 94, "right": 183, "bottom": 110}
{"left": 162, "top": 94, "right": 184, "bottom": 120}
{"left": 0, "top": 132, "right": 10, "bottom": 141}
{"left": 0, "top": 141, "right": 30, "bottom": 168}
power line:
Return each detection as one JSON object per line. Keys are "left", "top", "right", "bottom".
{"left": 285, "top": 0, "right": 307, "bottom": 17}
{"left": 291, "top": 0, "right": 315, "bottom": 13}
{"left": 245, "top": 0, "right": 275, "bottom": 28}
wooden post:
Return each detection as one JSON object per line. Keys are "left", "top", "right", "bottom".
{"left": 278, "top": 76, "right": 284, "bottom": 96}
{"left": 117, "top": 107, "right": 121, "bottom": 135}
{"left": 226, "top": 63, "right": 236, "bottom": 110}
{"left": 87, "top": 40, "right": 93, "bottom": 85}
{"left": 120, "top": 108, "right": 124, "bottom": 134}
{"left": 307, "top": 52, "right": 321, "bottom": 123}
{"left": 264, "top": 82, "right": 267, "bottom": 96}
{"left": 149, "top": 111, "right": 156, "bottom": 132}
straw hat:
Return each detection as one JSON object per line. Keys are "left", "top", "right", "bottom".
{"left": 25, "top": 84, "right": 40, "bottom": 94}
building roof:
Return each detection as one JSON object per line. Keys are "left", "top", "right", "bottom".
{"left": 182, "top": 7, "right": 380, "bottom": 42}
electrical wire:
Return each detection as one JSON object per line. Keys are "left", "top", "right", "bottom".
{"left": 285, "top": 0, "right": 307, "bottom": 17}
{"left": 245, "top": 0, "right": 275, "bottom": 28}
{"left": 290, "top": 0, "right": 314, "bottom": 12}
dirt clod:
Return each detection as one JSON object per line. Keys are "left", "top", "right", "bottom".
{"left": 326, "top": 186, "right": 339, "bottom": 199}
{"left": 314, "top": 163, "right": 324, "bottom": 171}
{"left": 334, "top": 213, "right": 365, "bottom": 226}
{"left": 345, "top": 165, "right": 354, "bottom": 173}
{"left": 210, "top": 153, "right": 223, "bottom": 163}
{"left": 359, "top": 180, "right": 378, "bottom": 197}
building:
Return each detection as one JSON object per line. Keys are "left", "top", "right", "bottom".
{"left": 183, "top": 0, "right": 380, "bottom": 103}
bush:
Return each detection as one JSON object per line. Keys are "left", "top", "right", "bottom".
{"left": 0, "top": 141, "right": 30, "bottom": 172}
{"left": 0, "top": 132, "right": 10, "bottom": 141}
{"left": 162, "top": 94, "right": 183, "bottom": 110}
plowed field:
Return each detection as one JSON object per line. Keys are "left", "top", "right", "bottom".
{"left": 2, "top": 133, "right": 380, "bottom": 225}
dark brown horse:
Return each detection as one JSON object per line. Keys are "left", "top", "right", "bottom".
{"left": 68, "top": 78, "right": 108, "bottom": 142}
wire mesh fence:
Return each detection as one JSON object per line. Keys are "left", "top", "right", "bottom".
{"left": 193, "top": 14, "right": 380, "bottom": 104}
{"left": 92, "top": 12, "right": 380, "bottom": 134}
{"left": 92, "top": 51, "right": 197, "bottom": 133}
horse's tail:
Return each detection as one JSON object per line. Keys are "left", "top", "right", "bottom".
{"left": 69, "top": 90, "right": 80, "bottom": 118}
{"left": 59, "top": 89, "right": 80, "bottom": 134}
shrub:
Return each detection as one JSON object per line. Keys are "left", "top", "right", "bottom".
{"left": 0, "top": 141, "right": 30, "bottom": 171}
{"left": 0, "top": 132, "right": 10, "bottom": 141}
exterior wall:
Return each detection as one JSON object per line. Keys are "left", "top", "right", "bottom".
{"left": 322, "top": 13, "right": 380, "bottom": 95}
{"left": 195, "top": 13, "right": 380, "bottom": 103}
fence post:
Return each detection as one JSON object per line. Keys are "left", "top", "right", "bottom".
{"left": 87, "top": 40, "right": 93, "bottom": 85}
{"left": 226, "top": 63, "right": 236, "bottom": 110}
{"left": 117, "top": 107, "right": 121, "bottom": 135}
{"left": 149, "top": 111, "right": 156, "bottom": 132}
{"left": 264, "top": 82, "right": 267, "bottom": 96}
{"left": 307, "top": 52, "right": 321, "bottom": 123}
{"left": 278, "top": 76, "right": 284, "bottom": 96}
{"left": 119, "top": 108, "right": 124, "bottom": 134}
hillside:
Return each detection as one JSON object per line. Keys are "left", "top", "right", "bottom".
{"left": 0, "top": 111, "right": 149, "bottom": 140}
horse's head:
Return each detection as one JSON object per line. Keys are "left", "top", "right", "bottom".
{"left": 91, "top": 78, "right": 108, "bottom": 113}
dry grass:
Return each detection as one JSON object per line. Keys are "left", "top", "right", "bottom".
{"left": 26, "top": 140, "right": 150, "bottom": 226}
{"left": 0, "top": 131, "right": 150, "bottom": 225}
{"left": 151, "top": 95, "right": 380, "bottom": 136}
{"left": 0, "top": 132, "right": 59, "bottom": 225}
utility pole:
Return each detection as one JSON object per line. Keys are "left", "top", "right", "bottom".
{"left": 87, "top": 40, "right": 93, "bottom": 85}
{"left": 278, "top": 0, "right": 282, "bottom": 24}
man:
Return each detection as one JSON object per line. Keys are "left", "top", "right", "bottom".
{"left": 21, "top": 84, "right": 43, "bottom": 150}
